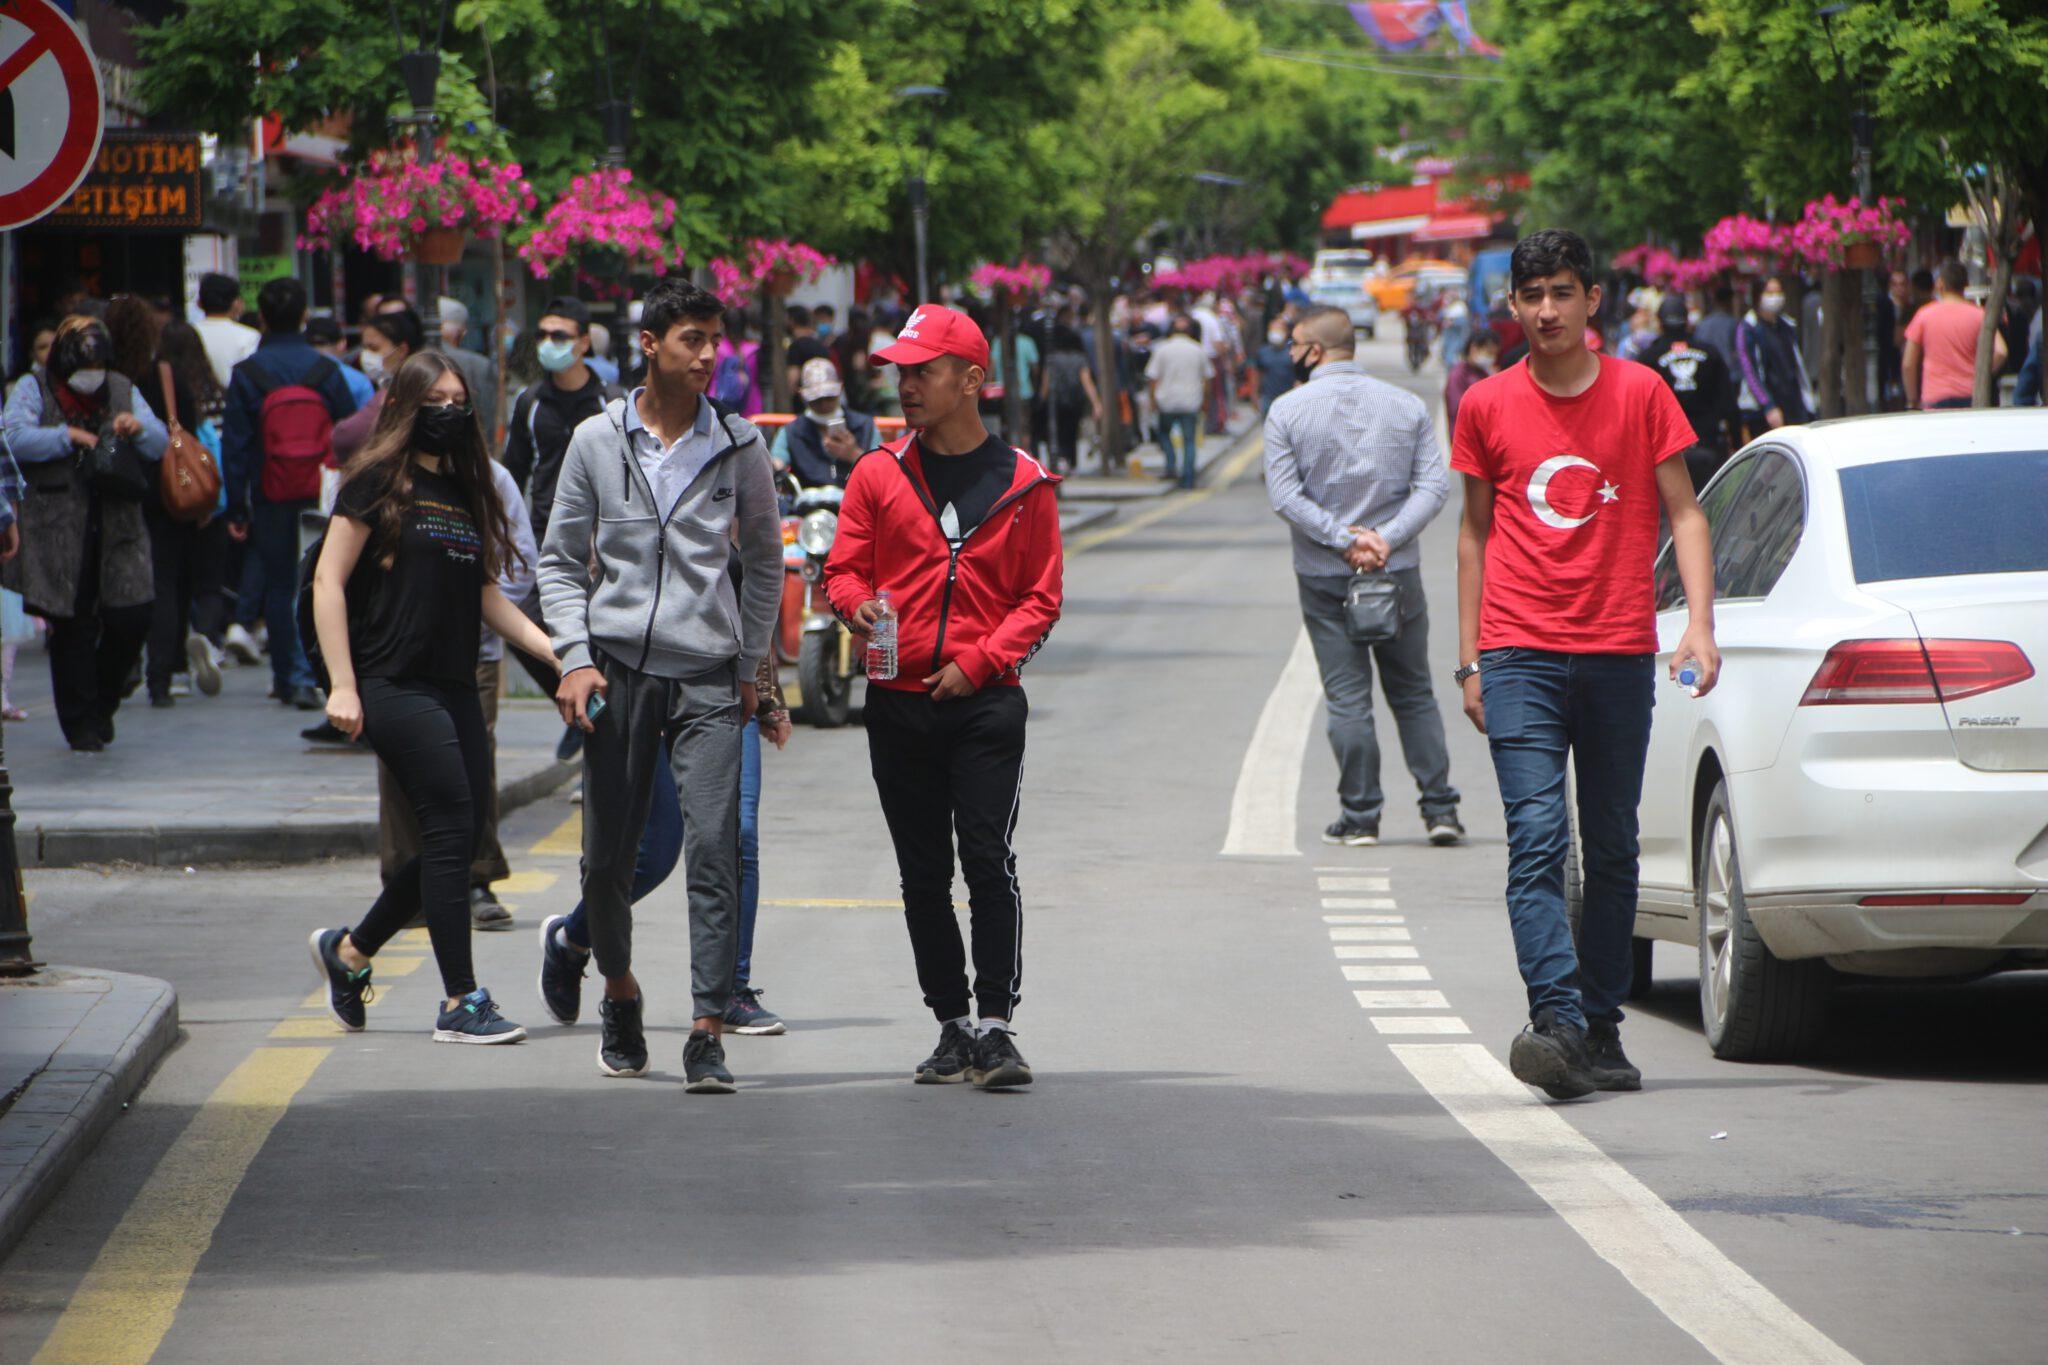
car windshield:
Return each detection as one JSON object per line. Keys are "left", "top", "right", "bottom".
{"left": 1839, "top": 448, "right": 2048, "bottom": 582}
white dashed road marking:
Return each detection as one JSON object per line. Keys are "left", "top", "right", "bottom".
{"left": 1323, "top": 914, "right": 1405, "bottom": 925}
{"left": 1351, "top": 989, "right": 1452, "bottom": 1009}
{"left": 1370, "top": 1017, "right": 1471, "bottom": 1035}
{"left": 1335, "top": 945, "right": 1421, "bottom": 959}
{"left": 1342, "top": 965, "right": 1433, "bottom": 981}
{"left": 1329, "top": 926, "right": 1411, "bottom": 942}
{"left": 1322, "top": 896, "right": 1399, "bottom": 909}
{"left": 1318, "top": 876, "right": 1391, "bottom": 892}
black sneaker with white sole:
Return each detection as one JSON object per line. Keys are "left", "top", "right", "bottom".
{"left": 1323, "top": 819, "right": 1379, "bottom": 847}
{"left": 683, "top": 1029, "right": 735, "bottom": 1093}
{"left": 537, "top": 913, "right": 589, "bottom": 1024}
{"left": 1586, "top": 1018, "right": 1643, "bottom": 1091}
{"left": 1508, "top": 1008, "right": 1598, "bottom": 1099}
{"left": 308, "top": 927, "right": 373, "bottom": 1031}
{"left": 597, "top": 995, "right": 649, "bottom": 1077}
{"left": 724, "top": 986, "right": 786, "bottom": 1035}
{"left": 914, "top": 1021, "right": 978, "bottom": 1084}
{"left": 432, "top": 989, "right": 528, "bottom": 1044}
{"left": 971, "top": 1029, "right": 1033, "bottom": 1090}
{"left": 1426, "top": 814, "right": 1465, "bottom": 846}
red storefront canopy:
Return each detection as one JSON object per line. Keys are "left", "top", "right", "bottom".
{"left": 1412, "top": 213, "right": 1493, "bottom": 243}
{"left": 1321, "top": 183, "right": 1439, "bottom": 240}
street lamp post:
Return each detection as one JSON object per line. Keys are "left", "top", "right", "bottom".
{"left": 392, "top": 3, "right": 452, "bottom": 335}
{"left": 894, "top": 86, "right": 948, "bottom": 304}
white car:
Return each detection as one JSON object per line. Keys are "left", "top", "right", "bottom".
{"left": 1588, "top": 411, "right": 2048, "bottom": 1062}
{"left": 1306, "top": 280, "right": 1380, "bottom": 339}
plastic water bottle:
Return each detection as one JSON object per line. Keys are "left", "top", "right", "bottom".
{"left": 1676, "top": 658, "right": 1700, "bottom": 691}
{"left": 866, "top": 590, "right": 898, "bottom": 682}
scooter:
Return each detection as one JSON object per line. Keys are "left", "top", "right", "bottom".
{"left": 775, "top": 472, "right": 862, "bottom": 727}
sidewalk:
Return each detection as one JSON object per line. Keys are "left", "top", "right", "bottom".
{"left": 6, "top": 657, "right": 574, "bottom": 869}
{"left": 0, "top": 967, "right": 179, "bottom": 1258}
{"left": 1054, "top": 403, "right": 1260, "bottom": 503}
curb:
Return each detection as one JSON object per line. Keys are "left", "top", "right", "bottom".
{"left": 0, "top": 968, "right": 179, "bottom": 1260}
{"left": 17, "top": 760, "right": 578, "bottom": 870}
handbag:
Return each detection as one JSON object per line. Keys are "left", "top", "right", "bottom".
{"left": 84, "top": 423, "right": 153, "bottom": 503}
{"left": 1342, "top": 570, "right": 1403, "bottom": 645}
{"left": 157, "top": 362, "right": 222, "bottom": 522}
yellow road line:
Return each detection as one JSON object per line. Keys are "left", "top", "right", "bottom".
{"left": 1063, "top": 431, "right": 1264, "bottom": 559}
{"left": 491, "top": 869, "right": 559, "bottom": 894}
{"left": 34, "top": 1047, "right": 330, "bottom": 1365}
{"left": 532, "top": 811, "right": 582, "bottom": 857}
{"left": 267, "top": 1016, "right": 344, "bottom": 1039}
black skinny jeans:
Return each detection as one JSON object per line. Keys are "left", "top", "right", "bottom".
{"left": 143, "top": 502, "right": 230, "bottom": 694}
{"left": 348, "top": 676, "right": 491, "bottom": 998}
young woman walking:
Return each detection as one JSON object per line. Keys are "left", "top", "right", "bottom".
{"left": 307, "top": 351, "right": 560, "bottom": 1043}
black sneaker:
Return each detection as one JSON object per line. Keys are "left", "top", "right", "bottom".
{"left": 432, "top": 989, "right": 528, "bottom": 1044}
{"left": 290, "top": 684, "right": 327, "bottom": 711}
{"left": 1586, "top": 1018, "right": 1643, "bottom": 1092}
{"left": 536, "top": 913, "right": 588, "bottom": 1025}
{"left": 556, "top": 724, "right": 585, "bottom": 763}
{"left": 1427, "top": 814, "right": 1466, "bottom": 846}
{"left": 307, "top": 926, "right": 373, "bottom": 1031}
{"left": 597, "top": 995, "right": 649, "bottom": 1077}
{"left": 683, "top": 1029, "right": 736, "bottom": 1093}
{"left": 1323, "top": 819, "right": 1379, "bottom": 847}
{"left": 971, "top": 1028, "right": 1034, "bottom": 1090}
{"left": 469, "top": 884, "right": 513, "bottom": 932}
{"left": 914, "top": 1021, "right": 978, "bottom": 1085}
{"left": 301, "top": 720, "right": 353, "bottom": 744}
{"left": 724, "top": 986, "right": 786, "bottom": 1036}
{"left": 1508, "top": 1008, "right": 1598, "bottom": 1100}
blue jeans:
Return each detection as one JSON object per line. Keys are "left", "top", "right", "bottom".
{"left": 251, "top": 499, "right": 315, "bottom": 694}
{"left": 1157, "top": 411, "right": 1201, "bottom": 488}
{"left": 561, "top": 718, "right": 763, "bottom": 990}
{"left": 1480, "top": 649, "right": 1654, "bottom": 1031}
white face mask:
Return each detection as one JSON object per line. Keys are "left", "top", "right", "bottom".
{"left": 804, "top": 403, "right": 840, "bottom": 424}
{"left": 68, "top": 369, "right": 107, "bottom": 396}
{"left": 1267, "top": 328, "right": 1287, "bottom": 345}
{"left": 360, "top": 348, "right": 387, "bottom": 380}
{"left": 1759, "top": 293, "right": 1786, "bottom": 316}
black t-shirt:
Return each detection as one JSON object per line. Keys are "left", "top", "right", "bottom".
{"left": 787, "top": 335, "right": 832, "bottom": 373}
{"left": 333, "top": 466, "right": 484, "bottom": 684}
{"left": 1642, "top": 336, "right": 1735, "bottom": 447}
{"left": 920, "top": 434, "right": 1016, "bottom": 543}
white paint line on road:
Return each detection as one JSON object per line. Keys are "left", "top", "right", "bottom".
{"left": 1330, "top": 926, "right": 1411, "bottom": 942}
{"left": 1323, "top": 914, "right": 1404, "bottom": 925}
{"left": 1220, "top": 627, "right": 1322, "bottom": 858}
{"left": 1371, "top": 1017, "right": 1471, "bottom": 1035}
{"left": 1343, "top": 965, "right": 1434, "bottom": 982}
{"left": 1391, "top": 1044, "right": 1857, "bottom": 1365}
{"left": 1319, "top": 876, "right": 1392, "bottom": 891}
{"left": 1322, "top": 896, "right": 1398, "bottom": 909}
{"left": 1335, "top": 945, "right": 1421, "bottom": 959}
{"left": 1352, "top": 989, "right": 1452, "bottom": 1009}
{"left": 1314, "top": 864, "right": 1388, "bottom": 872}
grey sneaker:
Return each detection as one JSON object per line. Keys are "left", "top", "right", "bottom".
{"left": 432, "top": 989, "right": 527, "bottom": 1045}
{"left": 724, "top": 987, "right": 786, "bottom": 1036}
{"left": 1323, "top": 819, "right": 1379, "bottom": 847}
{"left": 186, "top": 631, "right": 223, "bottom": 696}
{"left": 683, "top": 1029, "right": 735, "bottom": 1093}
{"left": 597, "top": 995, "right": 649, "bottom": 1077}
{"left": 470, "top": 884, "right": 513, "bottom": 931}
{"left": 1427, "top": 814, "right": 1465, "bottom": 846}
{"left": 308, "top": 927, "right": 372, "bottom": 1031}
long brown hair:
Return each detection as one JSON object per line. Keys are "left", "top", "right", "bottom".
{"left": 339, "top": 350, "right": 511, "bottom": 578}
{"left": 104, "top": 295, "right": 161, "bottom": 387}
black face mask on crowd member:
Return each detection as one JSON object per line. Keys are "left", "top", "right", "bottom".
{"left": 413, "top": 402, "right": 474, "bottom": 457}
{"left": 1291, "top": 342, "right": 1323, "bottom": 386}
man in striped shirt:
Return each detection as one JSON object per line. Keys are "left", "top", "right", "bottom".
{"left": 1263, "top": 305, "right": 1460, "bottom": 848}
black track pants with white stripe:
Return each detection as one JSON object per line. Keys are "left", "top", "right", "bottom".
{"left": 864, "top": 684, "right": 1028, "bottom": 1022}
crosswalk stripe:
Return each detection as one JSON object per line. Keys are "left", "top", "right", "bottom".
{"left": 1334, "top": 945, "right": 1420, "bottom": 959}
{"left": 1329, "top": 926, "right": 1411, "bottom": 941}
{"left": 1319, "top": 876, "right": 1391, "bottom": 892}
{"left": 1371, "top": 1017, "right": 1471, "bottom": 1035}
{"left": 1322, "top": 897, "right": 1398, "bottom": 909}
{"left": 1351, "top": 989, "right": 1451, "bottom": 1009}
{"left": 1342, "top": 965, "right": 1433, "bottom": 982}
{"left": 1323, "top": 914, "right": 1404, "bottom": 925}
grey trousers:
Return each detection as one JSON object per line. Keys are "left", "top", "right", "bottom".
{"left": 580, "top": 651, "right": 744, "bottom": 1018}
{"left": 1298, "top": 570, "right": 1459, "bottom": 827}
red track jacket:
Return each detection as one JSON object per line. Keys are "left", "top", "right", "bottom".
{"left": 824, "top": 433, "right": 1063, "bottom": 693}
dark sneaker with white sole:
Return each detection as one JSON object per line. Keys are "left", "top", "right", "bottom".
{"left": 470, "top": 884, "right": 513, "bottom": 931}
{"left": 597, "top": 995, "right": 649, "bottom": 1077}
{"left": 683, "top": 1029, "right": 735, "bottom": 1093}
{"left": 432, "top": 989, "right": 527, "bottom": 1044}
{"left": 308, "top": 927, "right": 372, "bottom": 1031}
{"left": 914, "top": 1022, "right": 978, "bottom": 1084}
{"left": 1427, "top": 814, "right": 1465, "bottom": 846}
{"left": 1508, "top": 1008, "right": 1598, "bottom": 1100}
{"left": 537, "top": 913, "right": 589, "bottom": 1024}
{"left": 724, "top": 987, "right": 786, "bottom": 1035}
{"left": 1586, "top": 1018, "right": 1642, "bottom": 1091}
{"left": 1323, "top": 819, "right": 1379, "bottom": 847}
{"left": 971, "top": 1029, "right": 1033, "bottom": 1090}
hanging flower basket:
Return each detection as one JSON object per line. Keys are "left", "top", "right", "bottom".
{"left": 516, "top": 168, "right": 686, "bottom": 283}
{"left": 299, "top": 148, "right": 532, "bottom": 263}
{"left": 1789, "top": 195, "right": 1911, "bottom": 271}
{"left": 968, "top": 261, "right": 1053, "bottom": 301}
{"left": 1843, "top": 240, "right": 1882, "bottom": 269}
{"left": 1703, "top": 214, "right": 1797, "bottom": 279}
{"left": 708, "top": 239, "right": 838, "bottom": 308}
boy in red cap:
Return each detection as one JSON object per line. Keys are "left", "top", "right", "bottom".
{"left": 824, "top": 304, "right": 1064, "bottom": 1089}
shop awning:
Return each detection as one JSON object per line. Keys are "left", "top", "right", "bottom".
{"left": 1322, "top": 183, "right": 1437, "bottom": 234}
{"left": 1412, "top": 213, "right": 1492, "bottom": 243}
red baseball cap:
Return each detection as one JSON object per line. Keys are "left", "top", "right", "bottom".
{"left": 873, "top": 304, "right": 991, "bottom": 372}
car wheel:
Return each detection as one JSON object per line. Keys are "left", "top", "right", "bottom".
{"left": 1695, "top": 780, "right": 1831, "bottom": 1061}
{"left": 1565, "top": 806, "right": 1655, "bottom": 1002}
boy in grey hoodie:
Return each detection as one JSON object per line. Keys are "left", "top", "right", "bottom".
{"left": 538, "top": 278, "right": 782, "bottom": 1090}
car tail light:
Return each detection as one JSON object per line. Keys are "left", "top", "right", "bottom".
{"left": 1799, "top": 639, "right": 2034, "bottom": 705}
{"left": 1858, "top": 893, "right": 2032, "bottom": 907}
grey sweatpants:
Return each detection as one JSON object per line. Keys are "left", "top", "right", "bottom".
{"left": 579, "top": 651, "right": 744, "bottom": 1018}
{"left": 1297, "top": 570, "right": 1459, "bottom": 827}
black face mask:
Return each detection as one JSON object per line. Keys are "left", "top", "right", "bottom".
{"left": 1291, "top": 346, "right": 1320, "bottom": 385}
{"left": 414, "top": 402, "right": 474, "bottom": 456}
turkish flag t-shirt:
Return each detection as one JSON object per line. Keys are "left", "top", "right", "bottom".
{"left": 1450, "top": 355, "right": 1695, "bottom": 653}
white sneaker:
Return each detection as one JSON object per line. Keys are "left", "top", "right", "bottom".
{"left": 169, "top": 673, "right": 193, "bottom": 698}
{"left": 223, "top": 623, "right": 262, "bottom": 665}
{"left": 186, "top": 631, "right": 223, "bottom": 695}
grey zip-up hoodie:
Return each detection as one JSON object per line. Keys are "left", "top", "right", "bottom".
{"left": 538, "top": 395, "right": 781, "bottom": 681}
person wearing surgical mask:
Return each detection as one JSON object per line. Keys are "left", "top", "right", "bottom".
{"left": 331, "top": 309, "right": 423, "bottom": 466}
{"left": 1735, "top": 275, "right": 1812, "bottom": 437}
{"left": 771, "top": 357, "right": 877, "bottom": 488}
{"left": 1, "top": 315, "right": 170, "bottom": 750}
{"left": 1250, "top": 317, "right": 1297, "bottom": 413}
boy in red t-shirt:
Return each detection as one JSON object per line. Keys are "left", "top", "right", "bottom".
{"left": 1450, "top": 230, "right": 1721, "bottom": 1100}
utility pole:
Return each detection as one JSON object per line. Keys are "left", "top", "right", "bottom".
{"left": 394, "top": 14, "right": 447, "bottom": 339}
{"left": 894, "top": 86, "right": 948, "bottom": 304}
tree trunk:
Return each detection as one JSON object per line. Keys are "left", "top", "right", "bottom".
{"left": 765, "top": 287, "right": 789, "bottom": 414}
{"left": 1089, "top": 281, "right": 1122, "bottom": 473}
{"left": 1975, "top": 255, "right": 2013, "bottom": 409}
{"left": 1842, "top": 274, "right": 1870, "bottom": 417}
{"left": 998, "top": 292, "right": 1022, "bottom": 446}
{"left": 1818, "top": 271, "right": 1845, "bottom": 419}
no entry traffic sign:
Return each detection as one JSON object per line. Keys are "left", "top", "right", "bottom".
{"left": 0, "top": 0, "right": 104, "bottom": 231}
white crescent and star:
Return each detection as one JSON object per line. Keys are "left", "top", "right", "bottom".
{"left": 1526, "top": 454, "right": 1617, "bottom": 530}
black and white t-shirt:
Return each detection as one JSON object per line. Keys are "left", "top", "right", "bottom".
{"left": 333, "top": 466, "right": 485, "bottom": 684}
{"left": 920, "top": 435, "right": 1016, "bottom": 543}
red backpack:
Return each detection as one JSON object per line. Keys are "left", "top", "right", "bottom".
{"left": 250, "top": 356, "right": 338, "bottom": 503}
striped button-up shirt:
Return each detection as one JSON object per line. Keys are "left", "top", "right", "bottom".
{"left": 1262, "top": 359, "right": 1447, "bottom": 577}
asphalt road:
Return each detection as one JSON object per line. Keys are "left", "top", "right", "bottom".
{"left": 3, "top": 336, "right": 2042, "bottom": 1363}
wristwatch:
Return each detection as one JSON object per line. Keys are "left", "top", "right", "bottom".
{"left": 1453, "top": 660, "right": 1481, "bottom": 685}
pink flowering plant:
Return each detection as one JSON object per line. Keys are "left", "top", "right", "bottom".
{"left": 517, "top": 169, "right": 685, "bottom": 281}
{"left": 1702, "top": 214, "right": 1797, "bottom": 277}
{"left": 300, "top": 149, "right": 533, "bottom": 261}
{"left": 1788, "top": 195, "right": 1912, "bottom": 268}
{"left": 968, "top": 261, "right": 1053, "bottom": 299}
{"left": 1612, "top": 243, "right": 1684, "bottom": 287}
{"left": 1152, "top": 252, "right": 1308, "bottom": 294}
{"left": 708, "top": 239, "right": 838, "bottom": 306}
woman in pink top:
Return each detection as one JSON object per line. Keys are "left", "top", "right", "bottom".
{"left": 1904, "top": 261, "right": 2008, "bottom": 409}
